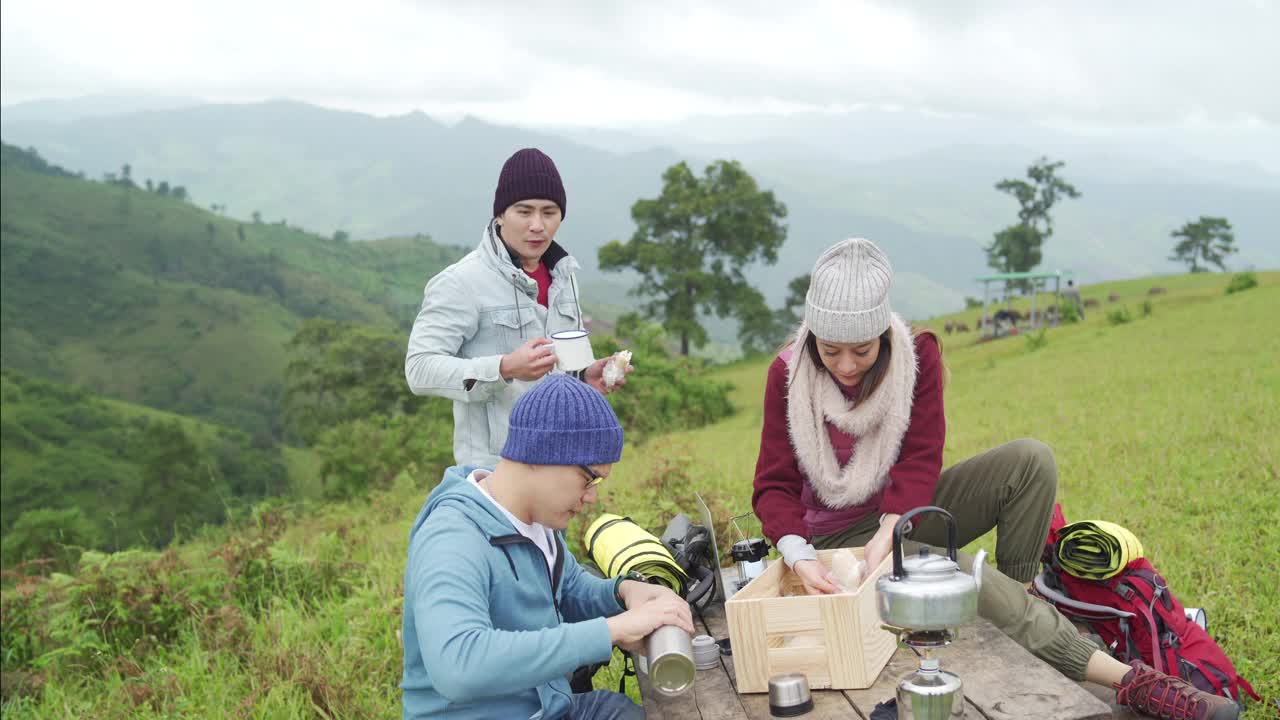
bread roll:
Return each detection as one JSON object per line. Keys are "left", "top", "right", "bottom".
{"left": 603, "top": 350, "right": 632, "bottom": 388}
{"left": 831, "top": 549, "right": 867, "bottom": 593}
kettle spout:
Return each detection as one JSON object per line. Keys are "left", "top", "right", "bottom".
{"left": 972, "top": 548, "right": 987, "bottom": 594}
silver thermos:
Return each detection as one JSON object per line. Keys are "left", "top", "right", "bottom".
{"left": 644, "top": 625, "right": 695, "bottom": 696}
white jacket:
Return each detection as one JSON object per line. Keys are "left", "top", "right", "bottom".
{"left": 405, "top": 222, "right": 585, "bottom": 467}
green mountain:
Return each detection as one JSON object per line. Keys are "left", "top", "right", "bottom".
{"left": 0, "top": 143, "right": 463, "bottom": 435}
{"left": 4, "top": 100, "right": 1278, "bottom": 325}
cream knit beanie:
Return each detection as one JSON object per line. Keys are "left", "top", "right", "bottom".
{"left": 804, "top": 238, "right": 893, "bottom": 343}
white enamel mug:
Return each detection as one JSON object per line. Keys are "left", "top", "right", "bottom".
{"left": 550, "top": 329, "right": 595, "bottom": 372}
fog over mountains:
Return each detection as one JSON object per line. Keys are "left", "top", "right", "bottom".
{"left": 4, "top": 95, "right": 1276, "bottom": 324}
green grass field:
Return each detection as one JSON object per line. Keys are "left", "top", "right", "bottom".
{"left": 3, "top": 271, "right": 1277, "bottom": 717}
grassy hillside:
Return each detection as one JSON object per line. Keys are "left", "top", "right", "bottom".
{"left": 2, "top": 272, "right": 1276, "bottom": 716}
{"left": 1, "top": 144, "right": 462, "bottom": 434}
{"left": 0, "top": 370, "right": 303, "bottom": 560}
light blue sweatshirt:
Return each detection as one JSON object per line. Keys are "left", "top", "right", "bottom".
{"left": 401, "top": 466, "right": 622, "bottom": 719}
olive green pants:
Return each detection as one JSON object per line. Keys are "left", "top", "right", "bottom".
{"left": 811, "top": 438, "right": 1097, "bottom": 680}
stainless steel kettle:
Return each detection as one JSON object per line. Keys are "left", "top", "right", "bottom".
{"left": 876, "top": 506, "right": 987, "bottom": 631}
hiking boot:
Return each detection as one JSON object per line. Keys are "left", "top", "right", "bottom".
{"left": 1115, "top": 661, "right": 1240, "bottom": 720}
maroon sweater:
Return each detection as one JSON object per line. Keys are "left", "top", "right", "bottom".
{"left": 751, "top": 333, "right": 945, "bottom": 544}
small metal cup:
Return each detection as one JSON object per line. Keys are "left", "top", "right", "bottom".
{"left": 768, "top": 673, "right": 813, "bottom": 717}
{"left": 646, "top": 625, "right": 695, "bottom": 696}
{"left": 691, "top": 634, "right": 720, "bottom": 670}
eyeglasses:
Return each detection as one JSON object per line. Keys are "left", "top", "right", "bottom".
{"left": 578, "top": 465, "right": 604, "bottom": 488}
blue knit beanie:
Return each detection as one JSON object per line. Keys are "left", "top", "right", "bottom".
{"left": 501, "top": 374, "right": 624, "bottom": 466}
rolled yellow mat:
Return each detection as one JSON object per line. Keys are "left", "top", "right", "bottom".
{"left": 583, "top": 513, "right": 688, "bottom": 593}
{"left": 1055, "top": 520, "right": 1144, "bottom": 580}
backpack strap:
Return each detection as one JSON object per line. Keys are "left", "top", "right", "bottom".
{"left": 1119, "top": 578, "right": 1166, "bottom": 674}
{"left": 1125, "top": 567, "right": 1173, "bottom": 611}
{"left": 1034, "top": 573, "right": 1136, "bottom": 619}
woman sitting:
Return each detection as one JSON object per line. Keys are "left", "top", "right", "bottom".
{"left": 751, "top": 238, "right": 1239, "bottom": 720}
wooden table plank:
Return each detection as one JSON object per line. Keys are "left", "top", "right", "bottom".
{"left": 958, "top": 619, "right": 1114, "bottom": 720}
{"left": 686, "top": 643, "right": 750, "bottom": 720}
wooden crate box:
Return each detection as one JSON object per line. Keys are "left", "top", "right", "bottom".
{"left": 724, "top": 547, "right": 894, "bottom": 694}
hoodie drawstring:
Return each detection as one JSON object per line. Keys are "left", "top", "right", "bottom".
{"left": 512, "top": 278, "right": 525, "bottom": 340}
{"left": 498, "top": 545, "right": 519, "bottom": 580}
{"left": 492, "top": 220, "right": 529, "bottom": 340}
{"left": 570, "top": 273, "right": 583, "bottom": 331}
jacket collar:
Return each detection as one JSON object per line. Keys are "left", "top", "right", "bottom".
{"left": 479, "top": 220, "right": 578, "bottom": 287}
{"left": 416, "top": 465, "right": 516, "bottom": 539}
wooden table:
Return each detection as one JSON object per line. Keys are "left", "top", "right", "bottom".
{"left": 638, "top": 601, "right": 1137, "bottom": 719}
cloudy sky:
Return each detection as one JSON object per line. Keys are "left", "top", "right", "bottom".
{"left": 3, "top": 0, "right": 1277, "bottom": 133}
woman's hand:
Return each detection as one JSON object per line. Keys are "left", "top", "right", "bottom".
{"left": 792, "top": 559, "right": 842, "bottom": 595}
{"left": 862, "top": 513, "right": 901, "bottom": 572}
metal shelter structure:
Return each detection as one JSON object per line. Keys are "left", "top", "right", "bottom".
{"left": 975, "top": 270, "right": 1075, "bottom": 339}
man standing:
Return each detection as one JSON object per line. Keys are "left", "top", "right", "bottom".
{"left": 406, "top": 148, "right": 625, "bottom": 467}
{"left": 401, "top": 374, "right": 693, "bottom": 719}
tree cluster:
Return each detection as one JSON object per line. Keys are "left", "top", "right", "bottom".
{"left": 598, "top": 159, "right": 811, "bottom": 356}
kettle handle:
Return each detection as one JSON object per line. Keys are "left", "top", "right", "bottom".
{"left": 890, "top": 506, "right": 958, "bottom": 580}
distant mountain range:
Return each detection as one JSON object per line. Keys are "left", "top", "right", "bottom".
{"left": 4, "top": 95, "right": 1277, "bottom": 325}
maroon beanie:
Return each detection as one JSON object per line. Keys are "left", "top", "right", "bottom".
{"left": 493, "top": 148, "right": 567, "bottom": 219}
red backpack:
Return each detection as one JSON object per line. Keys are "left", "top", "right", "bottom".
{"left": 1035, "top": 506, "right": 1260, "bottom": 703}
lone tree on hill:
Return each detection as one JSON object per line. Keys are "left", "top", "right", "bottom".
{"left": 783, "top": 274, "right": 810, "bottom": 319}
{"left": 599, "top": 159, "right": 787, "bottom": 355}
{"left": 987, "top": 157, "right": 1080, "bottom": 283}
{"left": 737, "top": 271, "right": 812, "bottom": 355}
{"left": 1169, "top": 216, "right": 1236, "bottom": 272}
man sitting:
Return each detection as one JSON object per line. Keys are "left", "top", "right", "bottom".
{"left": 401, "top": 374, "right": 694, "bottom": 719}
